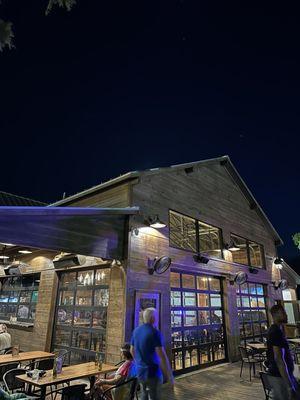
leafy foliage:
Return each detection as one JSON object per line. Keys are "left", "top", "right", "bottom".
{"left": 0, "top": 0, "right": 77, "bottom": 51}
{"left": 292, "top": 233, "right": 300, "bottom": 250}
{"left": 46, "top": 0, "right": 77, "bottom": 15}
{"left": 0, "top": 19, "right": 14, "bottom": 51}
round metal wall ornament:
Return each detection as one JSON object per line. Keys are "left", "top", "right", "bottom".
{"left": 234, "top": 271, "right": 248, "bottom": 285}
{"left": 147, "top": 256, "right": 172, "bottom": 275}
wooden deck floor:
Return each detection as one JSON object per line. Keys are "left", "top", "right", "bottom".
{"left": 160, "top": 362, "right": 265, "bottom": 400}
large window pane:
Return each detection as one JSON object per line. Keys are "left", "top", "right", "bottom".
{"left": 210, "top": 294, "right": 221, "bottom": 308}
{"left": 94, "top": 289, "right": 109, "bottom": 307}
{"left": 183, "top": 330, "right": 198, "bottom": 347}
{"left": 249, "top": 241, "right": 265, "bottom": 267}
{"left": 197, "top": 293, "right": 209, "bottom": 308}
{"left": 198, "top": 221, "right": 223, "bottom": 259}
{"left": 171, "top": 273, "right": 225, "bottom": 373}
{"left": 184, "top": 310, "right": 197, "bottom": 326}
{"left": 182, "top": 274, "right": 195, "bottom": 289}
{"left": 76, "top": 289, "right": 92, "bottom": 306}
{"left": 169, "top": 210, "right": 197, "bottom": 252}
{"left": 95, "top": 269, "right": 110, "bottom": 286}
{"left": 196, "top": 276, "right": 208, "bottom": 290}
{"left": 170, "top": 272, "right": 180, "bottom": 288}
{"left": 237, "top": 282, "right": 268, "bottom": 345}
{"left": 198, "top": 310, "right": 210, "bottom": 325}
{"left": 171, "top": 291, "right": 181, "bottom": 307}
{"left": 171, "top": 310, "right": 182, "bottom": 328}
{"left": 230, "top": 234, "right": 248, "bottom": 265}
{"left": 183, "top": 292, "right": 196, "bottom": 307}
{"left": 73, "top": 310, "right": 92, "bottom": 327}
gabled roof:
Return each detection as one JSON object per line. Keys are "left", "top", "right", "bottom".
{"left": 0, "top": 191, "right": 47, "bottom": 207}
{"left": 51, "top": 155, "right": 283, "bottom": 245}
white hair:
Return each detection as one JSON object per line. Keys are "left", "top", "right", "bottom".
{"left": 143, "top": 307, "right": 157, "bottom": 324}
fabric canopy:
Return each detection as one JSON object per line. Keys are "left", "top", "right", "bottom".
{"left": 0, "top": 206, "right": 139, "bottom": 259}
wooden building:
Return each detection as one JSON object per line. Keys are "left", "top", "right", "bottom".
{"left": 0, "top": 155, "right": 298, "bottom": 374}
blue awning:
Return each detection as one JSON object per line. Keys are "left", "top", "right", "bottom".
{"left": 0, "top": 206, "right": 139, "bottom": 259}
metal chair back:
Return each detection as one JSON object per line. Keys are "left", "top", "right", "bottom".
{"left": 36, "top": 358, "right": 54, "bottom": 371}
{"left": 61, "top": 384, "right": 87, "bottom": 400}
{"left": 102, "top": 377, "right": 138, "bottom": 400}
{"left": 238, "top": 345, "right": 251, "bottom": 361}
{"left": 0, "top": 363, "right": 19, "bottom": 383}
{"left": 3, "top": 368, "right": 27, "bottom": 393}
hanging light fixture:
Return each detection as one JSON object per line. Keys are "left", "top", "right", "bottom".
{"left": 148, "top": 215, "right": 166, "bottom": 229}
{"left": 224, "top": 240, "right": 240, "bottom": 252}
{"left": 274, "top": 257, "right": 284, "bottom": 265}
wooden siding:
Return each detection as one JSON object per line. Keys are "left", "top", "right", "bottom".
{"left": 9, "top": 256, "right": 58, "bottom": 352}
{"left": 61, "top": 183, "right": 132, "bottom": 208}
{"left": 125, "top": 162, "right": 280, "bottom": 362}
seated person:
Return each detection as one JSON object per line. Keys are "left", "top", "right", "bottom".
{"left": 0, "top": 325, "right": 11, "bottom": 353}
{"left": 0, "top": 387, "right": 30, "bottom": 399}
{"left": 93, "top": 344, "right": 134, "bottom": 400}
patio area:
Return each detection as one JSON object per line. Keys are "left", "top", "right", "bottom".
{"left": 161, "top": 362, "right": 265, "bottom": 400}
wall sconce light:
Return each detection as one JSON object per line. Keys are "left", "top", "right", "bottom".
{"left": 272, "top": 279, "right": 288, "bottom": 290}
{"left": 148, "top": 215, "right": 166, "bottom": 229}
{"left": 193, "top": 254, "right": 210, "bottom": 264}
{"left": 224, "top": 241, "right": 240, "bottom": 252}
{"left": 274, "top": 257, "right": 284, "bottom": 269}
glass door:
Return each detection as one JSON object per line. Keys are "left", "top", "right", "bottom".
{"left": 52, "top": 267, "right": 110, "bottom": 364}
{"left": 170, "top": 271, "right": 226, "bottom": 374}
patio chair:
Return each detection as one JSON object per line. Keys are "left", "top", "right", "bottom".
{"left": 47, "top": 384, "right": 87, "bottom": 400}
{"left": 100, "top": 378, "right": 137, "bottom": 400}
{"left": 0, "top": 363, "right": 19, "bottom": 388}
{"left": 259, "top": 371, "right": 273, "bottom": 400}
{"left": 238, "top": 345, "right": 262, "bottom": 381}
{"left": 35, "top": 358, "right": 54, "bottom": 371}
{"left": 2, "top": 368, "right": 38, "bottom": 397}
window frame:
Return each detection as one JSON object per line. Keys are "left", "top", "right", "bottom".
{"left": 169, "top": 210, "right": 224, "bottom": 260}
{"left": 230, "top": 233, "right": 266, "bottom": 269}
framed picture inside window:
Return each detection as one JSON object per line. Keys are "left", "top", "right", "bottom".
{"left": 134, "top": 291, "right": 160, "bottom": 329}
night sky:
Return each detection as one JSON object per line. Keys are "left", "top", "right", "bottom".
{"left": 0, "top": 2, "right": 299, "bottom": 268}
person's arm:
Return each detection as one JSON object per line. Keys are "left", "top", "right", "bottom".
{"left": 273, "top": 346, "right": 296, "bottom": 395}
{"left": 96, "top": 374, "right": 122, "bottom": 386}
{"left": 155, "top": 346, "right": 174, "bottom": 384}
{"left": 130, "top": 345, "right": 135, "bottom": 359}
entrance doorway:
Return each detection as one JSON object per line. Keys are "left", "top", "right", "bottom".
{"left": 170, "top": 271, "right": 226, "bottom": 374}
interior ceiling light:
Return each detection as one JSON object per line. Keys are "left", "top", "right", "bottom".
{"left": 148, "top": 215, "right": 166, "bottom": 229}
{"left": 0, "top": 255, "right": 9, "bottom": 259}
{"left": 225, "top": 241, "right": 240, "bottom": 252}
{"left": 18, "top": 250, "right": 33, "bottom": 254}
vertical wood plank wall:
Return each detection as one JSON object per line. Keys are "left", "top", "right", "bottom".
{"left": 125, "top": 162, "right": 282, "bottom": 362}
{"left": 8, "top": 254, "right": 58, "bottom": 352}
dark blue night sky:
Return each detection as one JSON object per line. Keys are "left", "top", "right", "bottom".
{"left": 0, "top": 2, "right": 299, "bottom": 268}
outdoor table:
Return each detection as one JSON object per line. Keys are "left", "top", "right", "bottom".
{"left": 0, "top": 351, "right": 54, "bottom": 366}
{"left": 247, "top": 343, "right": 267, "bottom": 351}
{"left": 17, "top": 361, "right": 117, "bottom": 400}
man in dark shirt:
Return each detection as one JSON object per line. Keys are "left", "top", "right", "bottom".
{"left": 130, "top": 307, "right": 174, "bottom": 400}
{"left": 266, "top": 304, "right": 299, "bottom": 399}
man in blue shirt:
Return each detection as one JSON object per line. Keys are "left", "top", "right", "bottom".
{"left": 130, "top": 307, "right": 174, "bottom": 400}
